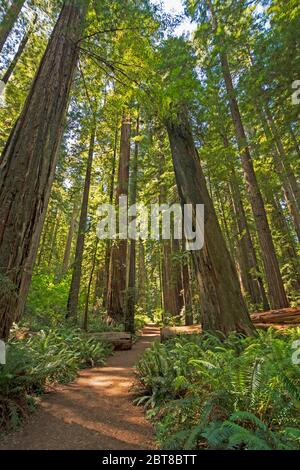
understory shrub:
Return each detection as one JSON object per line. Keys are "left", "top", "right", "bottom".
{"left": 0, "top": 326, "right": 112, "bottom": 433}
{"left": 135, "top": 328, "right": 300, "bottom": 450}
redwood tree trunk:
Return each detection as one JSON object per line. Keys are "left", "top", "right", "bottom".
{"left": 102, "top": 121, "right": 118, "bottom": 307}
{"left": 229, "top": 170, "right": 269, "bottom": 310}
{"left": 166, "top": 107, "right": 255, "bottom": 336}
{"left": 125, "top": 116, "right": 139, "bottom": 333}
{"left": 0, "top": 0, "right": 88, "bottom": 340}
{"left": 181, "top": 237, "right": 193, "bottom": 326}
{"left": 259, "top": 108, "right": 300, "bottom": 242}
{"left": 106, "top": 114, "right": 131, "bottom": 323}
{"left": 61, "top": 199, "right": 78, "bottom": 276}
{"left": 67, "top": 126, "right": 95, "bottom": 320}
{"left": 220, "top": 51, "right": 289, "bottom": 309}
{"left": 0, "top": 0, "right": 25, "bottom": 54}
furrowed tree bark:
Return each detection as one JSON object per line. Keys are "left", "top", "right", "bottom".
{"left": 159, "top": 152, "right": 180, "bottom": 317}
{"left": 266, "top": 191, "right": 300, "bottom": 293}
{"left": 219, "top": 129, "right": 268, "bottom": 309}
{"left": 106, "top": 114, "right": 131, "bottom": 323}
{"left": 264, "top": 106, "right": 300, "bottom": 213}
{"left": 67, "top": 126, "right": 96, "bottom": 320}
{"left": 258, "top": 108, "right": 300, "bottom": 242}
{"left": 220, "top": 52, "right": 288, "bottom": 309}
{"left": 0, "top": 0, "right": 25, "bottom": 55}
{"left": 125, "top": 115, "right": 140, "bottom": 334}
{"left": 166, "top": 107, "right": 255, "bottom": 336}
{"left": 229, "top": 170, "right": 269, "bottom": 310}
{"left": 0, "top": 0, "right": 89, "bottom": 340}
{"left": 102, "top": 121, "right": 118, "bottom": 307}
{"left": 206, "top": 0, "right": 288, "bottom": 309}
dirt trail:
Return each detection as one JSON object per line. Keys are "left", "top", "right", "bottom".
{"left": 0, "top": 326, "right": 160, "bottom": 450}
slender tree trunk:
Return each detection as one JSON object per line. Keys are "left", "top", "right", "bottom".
{"left": 102, "top": 121, "right": 118, "bottom": 307}
{"left": 229, "top": 169, "right": 269, "bottom": 309}
{"left": 2, "top": 14, "right": 36, "bottom": 84}
{"left": 138, "top": 240, "right": 147, "bottom": 310}
{"left": 264, "top": 106, "right": 300, "bottom": 212}
{"left": 219, "top": 129, "right": 268, "bottom": 309}
{"left": 83, "top": 239, "right": 98, "bottom": 332}
{"left": 181, "top": 237, "right": 193, "bottom": 325}
{"left": 220, "top": 52, "right": 288, "bottom": 309}
{"left": 125, "top": 116, "right": 139, "bottom": 333}
{"left": 106, "top": 114, "right": 131, "bottom": 323}
{"left": 259, "top": 109, "right": 300, "bottom": 242}
{"left": 206, "top": 0, "right": 288, "bottom": 308}
{"left": 67, "top": 126, "right": 95, "bottom": 320}
{"left": 161, "top": 238, "right": 179, "bottom": 316}
{"left": 0, "top": 0, "right": 88, "bottom": 340}
{"left": 48, "top": 209, "right": 60, "bottom": 267}
{"left": 266, "top": 192, "right": 300, "bottom": 293}
{"left": 172, "top": 236, "right": 185, "bottom": 314}
{"left": 61, "top": 199, "right": 78, "bottom": 276}
{"left": 166, "top": 107, "right": 255, "bottom": 336}
{"left": 0, "top": 0, "right": 25, "bottom": 54}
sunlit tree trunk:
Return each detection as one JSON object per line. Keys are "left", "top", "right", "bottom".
{"left": 0, "top": 0, "right": 89, "bottom": 340}
{"left": 125, "top": 116, "right": 140, "bottom": 334}
{"left": 102, "top": 121, "right": 118, "bottom": 307}
{"left": 220, "top": 52, "right": 288, "bottom": 309}
{"left": 106, "top": 114, "right": 131, "bottom": 323}
{"left": 67, "top": 125, "right": 95, "bottom": 320}
{"left": 166, "top": 107, "right": 255, "bottom": 336}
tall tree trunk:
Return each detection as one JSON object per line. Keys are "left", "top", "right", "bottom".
{"left": 138, "top": 240, "right": 147, "bottom": 310}
{"left": 2, "top": 14, "right": 36, "bottom": 84}
{"left": 172, "top": 236, "right": 185, "bottom": 314}
{"left": 67, "top": 126, "right": 95, "bottom": 320}
{"left": 162, "top": 238, "right": 179, "bottom": 316}
{"left": 102, "top": 121, "right": 118, "bottom": 307}
{"left": 166, "top": 107, "right": 255, "bottom": 336}
{"left": 259, "top": 108, "right": 300, "bottom": 242}
{"left": 0, "top": 0, "right": 25, "bottom": 54}
{"left": 106, "top": 114, "right": 131, "bottom": 323}
{"left": 229, "top": 175, "right": 269, "bottom": 310}
{"left": 220, "top": 52, "right": 288, "bottom": 309}
{"left": 61, "top": 199, "right": 78, "bottom": 276}
{"left": 83, "top": 239, "right": 98, "bottom": 332}
{"left": 0, "top": 0, "right": 88, "bottom": 340}
{"left": 266, "top": 191, "right": 300, "bottom": 293}
{"left": 48, "top": 209, "right": 60, "bottom": 267}
{"left": 125, "top": 116, "right": 140, "bottom": 334}
{"left": 219, "top": 128, "right": 268, "bottom": 309}
{"left": 159, "top": 151, "right": 180, "bottom": 317}
{"left": 206, "top": 0, "right": 288, "bottom": 308}
{"left": 264, "top": 106, "right": 300, "bottom": 212}
{"left": 181, "top": 237, "right": 193, "bottom": 326}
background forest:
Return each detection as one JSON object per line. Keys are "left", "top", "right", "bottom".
{"left": 0, "top": 0, "right": 300, "bottom": 451}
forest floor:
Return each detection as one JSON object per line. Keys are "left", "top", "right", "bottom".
{"left": 0, "top": 326, "right": 160, "bottom": 450}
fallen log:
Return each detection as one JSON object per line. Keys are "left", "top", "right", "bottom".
{"left": 160, "top": 325, "right": 202, "bottom": 342}
{"left": 90, "top": 332, "right": 132, "bottom": 350}
{"left": 251, "top": 307, "right": 300, "bottom": 325}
